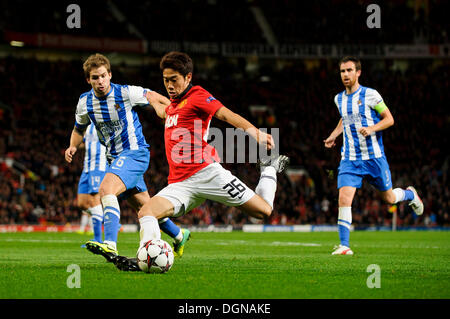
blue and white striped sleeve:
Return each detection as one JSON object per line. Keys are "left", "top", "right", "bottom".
{"left": 365, "top": 88, "right": 384, "bottom": 109}
{"left": 128, "top": 85, "right": 151, "bottom": 107}
{"left": 75, "top": 94, "right": 90, "bottom": 130}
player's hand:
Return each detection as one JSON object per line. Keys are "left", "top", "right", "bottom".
{"left": 323, "top": 136, "right": 336, "bottom": 148}
{"left": 359, "top": 126, "right": 373, "bottom": 137}
{"left": 65, "top": 146, "right": 77, "bottom": 163}
{"left": 257, "top": 130, "right": 275, "bottom": 150}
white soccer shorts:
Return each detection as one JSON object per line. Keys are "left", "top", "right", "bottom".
{"left": 155, "top": 163, "right": 255, "bottom": 217}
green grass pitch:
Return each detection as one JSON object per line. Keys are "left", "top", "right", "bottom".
{"left": 0, "top": 231, "right": 449, "bottom": 299}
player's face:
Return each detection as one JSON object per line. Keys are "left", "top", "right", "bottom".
{"left": 87, "top": 66, "right": 112, "bottom": 97}
{"left": 340, "top": 61, "right": 360, "bottom": 88}
{"left": 162, "top": 68, "right": 192, "bottom": 99}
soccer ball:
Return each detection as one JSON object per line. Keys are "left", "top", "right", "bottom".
{"left": 137, "top": 239, "right": 174, "bottom": 273}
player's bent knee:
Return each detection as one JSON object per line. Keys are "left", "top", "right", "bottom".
{"left": 78, "top": 202, "right": 89, "bottom": 211}
{"left": 98, "top": 187, "right": 108, "bottom": 199}
{"left": 99, "top": 187, "right": 118, "bottom": 199}
{"left": 137, "top": 196, "right": 174, "bottom": 220}
{"left": 260, "top": 204, "right": 272, "bottom": 218}
{"left": 382, "top": 192, "right": 396, "bottom": 205}
{"left": 137, "top": 203, "right": 155, "bottom": 219}
{"left": 239, "top": 196, "right": 272, "bottom": 219}
{"left": 77, "top": 195, "right": 90, "bottom": 210}
{"left": 90, "top": 194, "right": 101, "bottom": 207}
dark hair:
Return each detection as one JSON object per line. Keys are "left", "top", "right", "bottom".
{"left": 83, "top": 53, "right": 111, "bottom": 79}
{"left": 160, "top": 51, "right": 194, "bottom": 76}
{"left": 339, "top": 56, "right": 361, "bottom": 71}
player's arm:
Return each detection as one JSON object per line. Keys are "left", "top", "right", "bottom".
{"left": 145, "top": 91, "right": 170, "bottom": 119}
{"left": 214, "top": 106, "right": 275, "bottom": 150}
{"left": 359, "top": 103, "right": 394, "bottom": 137}
{"left": 324, "top": 119, "right": 343, "bottom": 148}
{"left": 65, "top": 127, "right": 85, "bottom": 163}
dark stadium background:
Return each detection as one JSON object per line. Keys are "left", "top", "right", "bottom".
{"left": 0, "top": 0, "right": 448, "bottom": 230}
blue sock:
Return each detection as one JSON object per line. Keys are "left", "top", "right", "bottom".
{"left": 404, "top": 189, "right": 414, "bottom": 201}
{"left": 92, "top": 218, "right": 103, "bottom": 242}
{"left": 338, "top": 225, "right": 350, "bottom": 247}
{"left": 101, "top": 195, "right": 121, "bottom": 246}
{"left": 159, "top": 218, "right": 181, "bottom": 239}
{"left": 103, "top": 210, "right": 120, "bottom": 243}
{"left": 89, "top": 205, "right": 104, "bottom": 243}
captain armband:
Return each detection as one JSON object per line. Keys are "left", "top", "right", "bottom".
{"left": 374, "top": 101, "right": 388, "bottom": 114}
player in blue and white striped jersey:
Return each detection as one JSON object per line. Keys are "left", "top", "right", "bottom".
{"left": 65, "top": 54, "right": 190, "bottom": 263}
{"left": 76, "top": 123, "right": 107, "bottom": 243}
{"left": 324, "top": 56, "right": 424, "bottom": 255}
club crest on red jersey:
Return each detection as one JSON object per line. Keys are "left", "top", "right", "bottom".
{"left": 165, "top": 114, "right": 179, "bottom": 128}
{"left": 178, "top": 99, "right": 188, "bottom": 109}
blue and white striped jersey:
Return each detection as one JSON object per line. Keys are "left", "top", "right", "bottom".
{"left": 74, "top": 83, "right": 150, "bottom": 160}
{"left": 83, "top": 123, "right": 107, "bottom": 173}
{"left": 334, "top": 86, "right": 385, "bottom": 161}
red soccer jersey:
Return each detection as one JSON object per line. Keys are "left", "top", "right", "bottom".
{"left": 164, "top": 85, "right": 224, "bottom": 183}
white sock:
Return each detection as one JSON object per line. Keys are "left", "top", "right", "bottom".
{"left": 255, "top": 166, "right": 277, "bottom": 209}
{"left": 88, "top": 204, "right": 104, "bottom": 223}
{"left": 80, "top": 212, "right": 89, "bottom": 231}
{"left": 338, "top": 207, "right": 352, "bottom": 228}
{"left": 101, "top": 194, "right": 121, "bottom": 216}
{"left": 392, "top": 188, "right": 405, "bottom": 203}
{"left": 139, "top": 216, "right": 161, "bottom": 247}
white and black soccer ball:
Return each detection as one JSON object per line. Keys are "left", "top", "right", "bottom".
{"left": 137, "top": 239, "right": 174, "bottom": 273}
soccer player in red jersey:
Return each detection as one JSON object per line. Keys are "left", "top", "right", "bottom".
{"left": 114, "top": 51, "right": 289, "bottom": 271}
